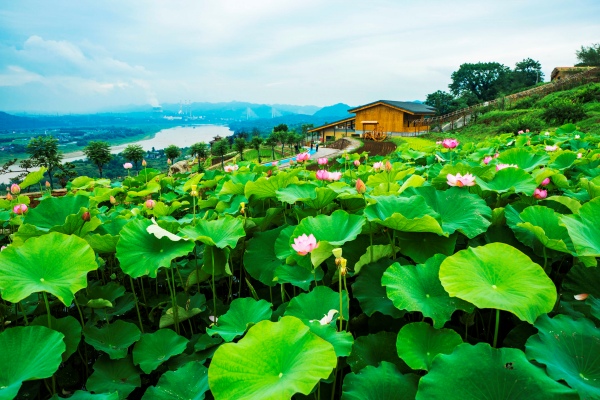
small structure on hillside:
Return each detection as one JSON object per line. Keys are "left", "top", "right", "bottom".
{"left": 308, "top": 100, "right": 435, "bottom": 142}
{"left": 209, "top": 135, "right": 223, "bottom": 148}
{"left": 551, "top": 67, "right": 595, "bottom": 81}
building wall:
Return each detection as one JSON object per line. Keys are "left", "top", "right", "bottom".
{"left": 355, "top": 105, "right": 407, "bottom": 132}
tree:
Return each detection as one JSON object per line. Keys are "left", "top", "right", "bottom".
{"left": 164, "top": 145, "right": 182, "bottom": 162}
{"left": 233, "top": 138, "right": 247, "bottom": 161}
{"left": 83, "top": 141, "right": 112, "bottom": 177}
{"left": 54, "top": 162, "right": 77, "bottom": 188}
{"left": 301, "top": 123, "right": 314, "bottom": 141}
{"left": 251, "top": 127, "right": 261, "bottom": 138}
{"left": 121, "top": 144, "right": 145, "bottom": 170}
{"left": 273, "top": 124, "right": 288, "bottom": 133}
{"left": 576, "top": 43, "right": 600, "bottom": 66}
{"left": 250, "top": 136, "right": 264, "bottom": 163}
{"left": 189, "top": 142, "right": 209, "bottom": 161}
{"left": 425, "top": 91, "right": 460, "bottom": 116}
{"left": 265, "top": 133, "right": 279, "bottom": 160}
{"left": 275, "top": 131, "right": 287, "bottom": 156}
{"left": 26, "top": 135, "right": 63, "bottom": 188}
{"left": 512, "top": 58, "right": 544, "bottom": 90}
{"left": 212, "top": 139, "right": 229, "bottom": 169}
{"left": 449, "top": 62, "right": 511, "bottom": 102}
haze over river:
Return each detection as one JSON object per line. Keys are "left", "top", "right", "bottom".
{"left": 1, "top": 125, "right": 233, "bottom": 184}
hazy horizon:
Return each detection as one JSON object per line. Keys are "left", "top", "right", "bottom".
{"left": 1, "top": 0, "right": 599, "bottom": 114}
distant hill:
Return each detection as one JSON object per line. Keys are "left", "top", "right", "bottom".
{"left": 0, "top": 111, "right": 44, "bottom": 130}
{"left": 313, "top": 103, "right": 353, "bottom": 119}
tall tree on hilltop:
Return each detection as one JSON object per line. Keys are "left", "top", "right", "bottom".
{"left": 212, "top": 139, "right": 229, "bottom": 169}
{"left": 512, "top": 58, "right": 544, "bottom": 90}
{"left": 250, "top": 136, "right": 264, "bottom": 163}
{"left": 576, "top": 43, "right": 600, "bottom": 66}
{"left": 425, "top": 91, "right": 460, "bottom": 116}
{"left": 121, "top": 144, "right": 144, "bottom": 170}
{"left": 265, "top": 133, "right": 279, "bottom": 160}
{"left": 189, "top": 142, "right": 209, "bottom": 161}
{"left": 26, "top": 135, "right": 63, "bottom": 188}
{"left": 233, "top": 137, "right": 247, "bottom": 161}
{"left": 449, "top": 62, "right": 511, "bottom": 102}
{"left": 83, "top": 141, "right": 112, "bottom": 178}
{"left": 164, "top": 145, "right": 182, "bottom": 162}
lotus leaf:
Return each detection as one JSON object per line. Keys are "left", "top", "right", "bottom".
{"left": 292, "top": 209, "right": 365, "bottom": 246}
{"left": 439, "top": 242, "right": 556, "bottom": 323}
{"left": 208, "top": 316, "right": 336, "bottom": 399}
{"left": 477, "top": 167, "right": 537, "bottom": 195}
{"left": 341, "top": 362, "right": 418, "bottom": 400}
{"left": 284, "top": 286, "right": 348, "bottom": 323}
{"left": 24, "top": 195, "right": 90, "bottom": 231}
{"left": 364, "top": 195, "right": 443, "bottom": 234}
{"left": 395, "top": 322, "right": 462, "bottom": 371}
{"left": 180, "top": 215, "right": 245, "bottom": 248}
{"left": 207, "top": 297, "right": 272, "bottom": 342}
{"left": 347, "top": 331, "right": 409, "bottom": 373}
{"left": 84, "top": 320, "right": 141, "bottom": 359}
{"left": 86, "top": 355, "right": 141, "bottom": 400}
{"left": 352, "top": 258, "right": 403, "bottom": 318}
{"left": 31, "top": 315, "right": 81, "bottom": 362}
{"left": 142, "top": 361, "right": 209, "bottom": 400}
{"left": 133, "top": 329, "right": 188, "bottom": 374}
{"left": 560, "top": 197, "right": 600, "bottom": 257}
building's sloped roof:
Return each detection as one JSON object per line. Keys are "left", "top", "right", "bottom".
{"left": 349, "top": 100, "right": 436, "bottom": 115}
{"left": 307, "top": 116, "right": 355, "bottom": 132}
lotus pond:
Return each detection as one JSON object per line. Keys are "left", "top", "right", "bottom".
{"left": 1, "top": 123, "right": 599, "bottom": 399}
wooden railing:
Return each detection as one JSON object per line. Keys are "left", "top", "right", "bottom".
{"left": 413, "top": 67, "right": 600, "bottom": 133}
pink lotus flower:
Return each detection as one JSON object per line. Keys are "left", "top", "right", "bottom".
{"left": 545, "top": 145, "right": 558, "bottom": 152}
{"left": 271, "top": 161, "right": 278, "bottom": 166}
{"left": 574, "top": 293, "right": 588, "bottom": 301}
{"left": 533, "top": 188, "right": 547, "bottom": 199}
{"left": 356, "top": 178, "right": 366, "bottom": 194}
{"left": 518, "top": 130, "right": 524, "bottom": 134}
{"left": 496, "top": 164, "right": 518, "bottom": 171}
{"left": 442, "top": 138, "right": 459, "bottom": 149}
{"left": 224, "top": 164, "right": 239, "bottom": 172}
{"left": 0, "top": 246, "right": 6, "bottom": 252}
{"left": 494, "top": 152, "right": 500, "bottom": 158}
{"left": 575, "top": 134, "right": 580, "bottom": 139}
{"left": 328, "top": 171, "right": 342, "bottom": 181}
{"left": 483, "top": 156, "right": 493, "bottom": 165}
{"left": 123, "top": 162, "right": 133, "bottom": 169}
{"left": 577, "top": 153, "right": 583, "bottom": 159}
{"left": 541, "top": 177, "right": 551, "bottom": 186}
{"left": 296, "top": 152, "right": 310, "bottom": 162}
{"left": 82, "top": 211, "right": 91, "bottom": 222}
{"left": 526, "top": 129, "right": 530, "bottom": 133}
{"left": 316, "top": 169, "right": 329, "bottom": 181}
{"left": 13, "top": 204, "right": 28, "bottom": 215}
{"left": 145, "top": 199, "right": 156, "bottom": 209}
{"left": 353, "top": 160, "right": 360, "bottom": 167}
{"left": 447, "top": 173, "right": 476, "bottom": 187}
{"left": 317, "top": 158, "right": 328, "bottom": 165}
{"left": 10, "top": 184, "right": 20, "bottom": 195}
{"left": 544, "top": 132, "right": 550, "bottom": 136}
{"left": 291, "top": 233, "right": 318, "bottom": 256}
{"left": 373, "top": 162, "right": 384, "bottom": 171}
{"left": 384, "top": 161, "right": 393, "bottom": 172}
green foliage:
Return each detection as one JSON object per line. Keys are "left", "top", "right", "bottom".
{"left": 121, "top": 144, "right": 145, "bottom": 170}
{"left": 211, "top": 139, "right": 229, "bottom": 168}
{"left": 575, "top": 43, "right": 600, "bottom": 66}
{"left": 542, "top": 98, "right": 587, "bottom": 124}
{"left": 232, "top": 137, "right": 247, "bottom": 161}
{"left": 164, "top": 144, "right": 182, "bottom": 161}
{"left": 26, "top": 135, "right": 63, "bottom": 188}
{"left": 449, "top": 62, "right": 512, "bottom": 102}
{"left": 83, "top": 141, "right": 112, "bottom": 177}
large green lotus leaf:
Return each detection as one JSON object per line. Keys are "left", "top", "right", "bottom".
{"left": 476, "top": 168, "right": 537, "bottom": 195}
{"left": 550, "top": 152, "right": 578, "bottom": 170}
{"left": 496, "top": 147, "right": 550, "bottom": 171}
{"left": 341, "top": 362, "right": 418, "bottom": 400}
{"left": 395, "top": 322, "right": 462, "bottom": 371}
{"left": 0, "top": 232, "right": 97, "bottom": 305}
{"left": 352, "top": 259, "right": 404, "bottom": 318}
{"left": 19, "top": 166, "right": 47, "bottom": 189}
{"left": 430, "top": 163, "right": 494, "bottom": 188}
{"left": 51, "top": 209, "right": 102, "bottom": 236}
{"left": 87, "top": 355, "right": 141, "bottom": 400}
{"left": 382, "top": 254, "right": 474, "bottom": 328}
{"left": 276, "top": 183, "right": 317, "bottom": 204}
{"left": 526, "top": 314, "right": 600, "bottom": 399}
{"left": 133, "top": 329, "right": 188, "bottom": 374}
{"left": 439, "top": 243, "right": 556, "bottom": 323}
{"left": 245, "top": 171, "right": 300, "bottom": 200}
{"left": 23, "top": 195, "right": 90, "bottom": 231}
{"left": 513, "top": 205, "right": 575, "bottom": 254}
{"left": 284, "top": 286, "right": 348, "bottom": 324}
{"left": 560, "top": 197, "right": 600, "bottom": 257}
{"left": 364, "top": 195, "right": 443, "bottom": 234}
{"left": 243, "top": 226, "right": 285, "bottom": 286}
{"left": 415, "top": 186, "right": 492, "bottom": 238}
{"left": 543, "top": 195, "right": 582, "bottom": 214}
{"left": 396, "top": 231, "right": 457, "bottom": 264}
{"left": 30, "top": 315, "right": 81, "bottom": 362}
{"left": 274, "top": 225, "right": 295, "bottom": 260}
{"left": 85, "top": 233, "right": 120, "bottom": 254}
{"left": 159, "top": 306, "right": 203, "bottom": 329}
{"left": 208, "top": 316, "right": 336, "bottom": 400}
{"left": 207, "top": 298, "right": 272, "bottom": 342}
{"left": 291, "top": 210, "right": 365, "bottom": 246}
{"left": 142, "top": 361, "right": 209, "bottom": 400}
{"left": 50, "top": 391, "right": 119, "bottom": 399}
{"left": 274, "top": 264, "right": 323, "bottom": 291}
{"left": 84, "top": 320, "right": 141, "bottom": 360}
{"left": 303, "top": 187, "right": 338, "bottom": 210}
{"left": 562, "top": 264, "right": 600, "bottom": 304}
{"left": 116, "top": 219, "right": 195, "bottom": 278}
{"left": 353, "top": 244, "right": 395, "bottom": 275}
{"left": 307, "top": 321, "right": 354, "bottom": 357}
{"left": 347, "top": 331, "right": 409, "bottom": 374}
{"left": 416, "top": 343, "right": 578, "bottom": 400}
{"left": 0, "top": 326, "right": 65, "bottom": 400}
{"left": 180, "top": 215, "right": 246, "bottom": 248}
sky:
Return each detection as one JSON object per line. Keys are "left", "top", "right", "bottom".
{"left": 0, "top": 0, "right": 598, "bottom": 114}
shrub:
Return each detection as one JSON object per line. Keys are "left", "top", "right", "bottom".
{"left": 497, "top": 114, "right": 545, "bottom": 134}
{"left": 542, "top": 98, "right": 587, "bottom": 125}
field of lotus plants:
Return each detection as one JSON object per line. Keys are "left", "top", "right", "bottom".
{"left": 0, "top": 122, "right": 599, "bottom": 399}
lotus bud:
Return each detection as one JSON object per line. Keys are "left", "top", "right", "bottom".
{"left": 267, "top": 169, "right": 273, "bottom": 177}
{"left": 13, "top": 204, "right": 28, "bottom": 215}
{"left": 45, "top": 181, "right": 51, "bottom": 188}
{"left": 123, "top": 162, "right": 133, "bottom": 169}
{"left": 240, "top": 202, "right": 246, "bottom": 214}
{"left": 191, "top": 184, "right": 198, "bottom": 192}
{"left": 355, "top": 178, "right": 366, "bottom": 194}
{"left": 384, "top": 160, "right": 392, "bottom": 172}
{"left": 574, "top": 293, "right": 588, "bottom": 301}
{"left": 339, "top": 257, "right": 347, "bottom": 276}
{"left": 6, "top": 193, "right": 13, "bottom": 201}
{"left": 167, "top": 158, "right": 172, "bottom": 165}
{"left": 145, "top": 199, "right": 156, "bottom": 209}
{"left": 541, "top": 177, "right": 551, "bottom": 186}
{"left": 0, "top": 246, "right": 6, "bottom": 252}
{"left": 110, "top": 195, "right": 117, "bottom": 204}
{"left": 142, "top": 159, "right": 147, "bottom": 167}
{"left": 10, "top": 184, "right": 20, "bottom": 195}
{"left": 82, "top": 211, "right": 91, "bottom": 222}
{"left": 353, "top": 160, "right": 360, "bottom": 167}
{"left": 190, "top": 190, "right": 198, "bottom": 197}
{"left": 332, "top": 248, "right": 343, "bottom": 259}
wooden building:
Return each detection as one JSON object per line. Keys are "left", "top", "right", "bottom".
{"left": 551, "top": 67, "right": 595, "bottom": 82}
{"left": 308, "top": 100, "right": 435, "bottom": 142}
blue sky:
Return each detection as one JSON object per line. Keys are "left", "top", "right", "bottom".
{"left": 0, "top": 0, "right": 598, "bottom": 113}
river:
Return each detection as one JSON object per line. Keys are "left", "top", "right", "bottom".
{"left": 1, "top": 124, "right": 233, "bottom": 184}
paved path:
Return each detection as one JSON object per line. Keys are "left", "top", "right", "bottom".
{"left": 273, "top": 138, "right": 362, "bottom": 169}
